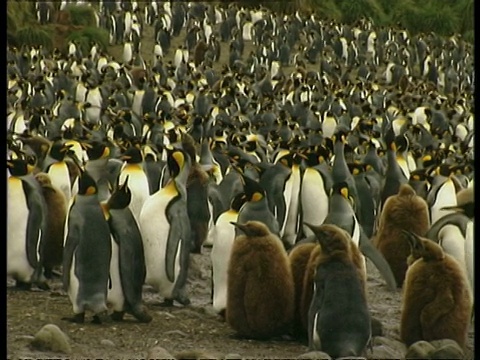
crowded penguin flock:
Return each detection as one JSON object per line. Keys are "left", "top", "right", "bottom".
{"left": 7, "top": 0, "right": 474, "bottom": 358}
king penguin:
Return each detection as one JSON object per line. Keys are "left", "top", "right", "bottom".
{"left": 63, "top": 170, "right": 112, "bottom": 324}
{"left": 7, "top": 155, "right": 49, "bottom": 290}
{"left": 104, "top": 175, "right": 152, "bottom": 323}
{"left": 139, "top": 147, "right": 192, "bottom": 306}
{"left": 210, "top": 192, "right": 247, "bottom": 316}
{"left": 118, "top": 145, "right": 150, "bottom": 224}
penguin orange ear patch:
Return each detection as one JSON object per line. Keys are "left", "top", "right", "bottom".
{"left": 86, "top": 186, "right": 97, "bottom": 195}
{"left": 251, "top": 192, "right": 263, "bottom": 202}
{"left": 340, "top": 187, "right": 349, "bottom": 199}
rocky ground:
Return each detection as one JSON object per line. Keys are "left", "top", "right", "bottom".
{"left": 6, "top": 246, "right": 475, "bottom": 359}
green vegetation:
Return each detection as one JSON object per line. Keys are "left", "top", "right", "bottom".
{"left": 7, "top": 0, "right": 474, "bottom": 52}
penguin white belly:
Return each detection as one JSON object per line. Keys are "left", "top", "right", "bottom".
{"left": 132, "top": 91, "right": 145, "bottom": 117}
{"left": 7, "top": 178, "right": 34, "bottom": 282}
{"left": 107, "top": 236, "right": 125, "bottom": 312}
{"left": 203, "top": 200, "right": 215, "bottom": 246}
{"left": 312, "top": 311, "right": 321, "bottom": 349}
{"left": 68, "top": 254, "right": 81, "bottom": 314}
{"left": 140, "top": 191, "right": 181, "bottom": 298}
{"left": 352, "top": 217, "right": 367, "bottom": 277}
{"left": 48, "top": 162, "right": 72, "bottom": 204}
{"left": 120, "top": 167, "right": 150, "bottom": 223}
{"left": 279, "top": 174, "right": 293, "bottom": 238}
{"left": 283, "top": 166, "right": 301, "bottom": 247}
{"left": 301, "top": 169, "right": 329, "bottom": 237}
{"left": 430, "top": 180, "right": 456, "bottom": 224}
{"left": 211, "top": 211, "right": 237, "bottom": 313}
{"left": 322, "top": 117, "right": 337, "bottom": 139}
{"left": 438, "top": 224, "right": 467, "bottom": 274}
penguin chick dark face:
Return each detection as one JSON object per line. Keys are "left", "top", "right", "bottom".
{"left": 77, "top": 171, "right": 98, "bottom": 196}
{"left": 402, "top": 230, "right": 445, "bottom": 263}
{"left": 230, "top": 220, "right": 271, "bottom": 237}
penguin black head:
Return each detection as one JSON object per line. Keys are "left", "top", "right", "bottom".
{"left": 49, "top": 140, "right": 73, "bottom": 161}
{"left": 330, "top": 181, "right": 354, "bottom": 205}
{"left": 230, "top": 220, "right": 271, "bottom": 237}
{"left": 241, "top": 174, "right": 265, "bottom": 202}
{"left": 120, "top": 146, "right": 143, "bottom": 164}
{"left": 108, "top": 176, "right": 132, "bottom": 209}
{"left": 166, "top": 147, "right": 187, "bottom": 178}
{"left": 83, "top": 141, "right": 110, "bottom": 160}
{"left": 77, "top": 170, "right": 98, "bottom": 196}
{"left": 7, "top": 157, "right": 30, "bottom": 177}
{"left": 230, "top": 192, "right": 248, "bottom": 212}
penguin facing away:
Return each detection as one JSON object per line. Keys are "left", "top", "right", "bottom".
{"left": 62, "top": 170, "right": 112, "bottom": 324}
{"left": 139, "top": 147, "right": 192, "bottom": 306}
{"left": 104, "top": 175, "right": 152, "bottom": 323}
{"left": 306, "top": 223, "right": 371, "bottom": 357}
{"left": 400, "top": 230, "right": 473, "bottom": 349}
{"left": 226, "top": 220, "right": 295, "bottom": 339}
{"left": 7, "top": 155, "right": 49, "bottom": 290}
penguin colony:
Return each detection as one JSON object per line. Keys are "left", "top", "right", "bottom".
{"left": 7, "top": 0, "right": 474, "bottom": 356}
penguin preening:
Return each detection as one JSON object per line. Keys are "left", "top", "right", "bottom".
{"left": 226, "top": 220, "right": 294, "bottom": 339}
{"left": 400, "top": 231, "right": 473, "bottom": 349}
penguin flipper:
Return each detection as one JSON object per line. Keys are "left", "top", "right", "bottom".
{"left": 426, "top": 212, "right": 471, "bottom": 241}
{"left": 111, "top": 211, "right": 147, "bottom": 309}
{"left": 358, "top": 229, "right": 397, "bottom": 291}
{"left": 62, "top": 212, "right": 81, "bottom": 291}
{"left": 165, "top": 202, "right": 184, "bottom": 283}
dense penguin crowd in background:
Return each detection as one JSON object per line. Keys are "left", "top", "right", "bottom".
{"left": 7, "top": 1, "right": 474, "bottom": 358}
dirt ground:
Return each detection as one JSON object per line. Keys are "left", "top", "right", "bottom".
{"left": 6, "top": 247, "right": 475, "bottom": 359}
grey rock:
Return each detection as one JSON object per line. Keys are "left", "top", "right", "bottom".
{"left": 100, "top": 339, "right": 115, "bottom": 347}
{"left": 297, "top": 351, "right": 331, "bottom": 359}
{"left": 146, "top": 345, "right": 175, "bottom": 359}
{"left": 430, "top": 338, "right": 463, "bottom": 350}
{"left": 223, "top": 353, "right": 243, "bottom": 360}
{"left": 405, "top": 340, "right": 435, "bottom": 359}
{"left": 430, "top": 340, "right": 464, "bottom": 359}
{"left": 369, "top": 345, "right": 401, "bottom": 359}
{"left": 372, "top": 336, "right": 407, "bottom": 355}
{"left": 31, "top": 324, "right": 71, "bottom": 354}
{"left": 164, "top": 330, "right": 189, "bottom": 337}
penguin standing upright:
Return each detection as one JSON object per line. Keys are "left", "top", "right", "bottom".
{"left": 104, "top": 176, "right": 152, "bottom": 323}
{"left": 139, "top": 147, "right": 192, "bottom": 306}
{"left": 118, "top": 145, "right": 150, "bottom": 224}
{"left": 34, "top": 172, "right": 68, "bottom": 279}
{"left": 63, "top": 170, "right": 112, "bottom": 323}
{"left": 210, "top": 192, "right": 247, "bottom": 316}
{"left": 227, "top": 220, "right": 295, "bottom": 339}
{"left": 7, "top": 155, "right": 48, "bottom": 290}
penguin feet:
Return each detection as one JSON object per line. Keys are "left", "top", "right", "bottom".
{"left": 132, "top": 308, "right": 153, "bottom": 323}
{"left": 92, "top": 311, "right": 112, "bottom": 324}
{"left": 111, "top": 311, "right": 125, "bottom": 322}
{"left": 62, "top": 313, "right": 85, "bottom": 323}
{"left": 175, "top": 293, "right": 191, "bottom": 306}
{"left": 371, "top": 316, "right": 383, "bottom": 337}
{"left": 34, "top": 281, "right": 50, "bottom": 291}
{"left": 158, "top": 299, "right": 175, "bottom": 307}
{"left": 14, "top": 281, "right": 32, "bottom": 291}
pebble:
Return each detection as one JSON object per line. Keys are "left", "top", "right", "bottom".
{"left": 31, "top": 324, "right": 71, "bottom": 354}
{"left": 146, "top": 345, "right": 174, "bottom": 359}
{"left": 100, "top": 339, "right": 116, "bottom": 347}
{"left": 297, "top": 351, "right": 331, "bottom": 359}
{"left": 405, "top": 340, "right": 435, "bottom": 359}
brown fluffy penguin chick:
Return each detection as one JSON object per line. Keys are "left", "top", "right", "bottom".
{"left": 373, "top": 183, "right": 430, "bottom": 287}
{"left": 299, "top": 224, "right": 367, "bottom": 335}
{"left": 400, "top": 231, "right": 473, "bottom": 349}
{"left": 288, "top": 242, "right": 317, "bottom": 338}
{"left": 226, "top": 220, "right": 295, "bottom": 339}
{"left": 34, "top": 172, "right": 68, "bottom": 278}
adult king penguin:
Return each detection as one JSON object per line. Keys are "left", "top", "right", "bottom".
{"left": 139, "top": 147, "right": 192, "bottom": 306}
{"left": 104, "top": 176, "right": 152, "bottom": 323}
{"left": 7, "top": 154, "right": 49, "bottom": 290}
{"left": 63, "top": 170, "right": 112, "bottom": 324}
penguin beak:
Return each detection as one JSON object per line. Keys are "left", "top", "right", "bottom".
{"left": 230, "top": 221, "right": 247, "bottom": 235}
{"left": 401, "top": 230, "right": 418, "bottom": 248}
